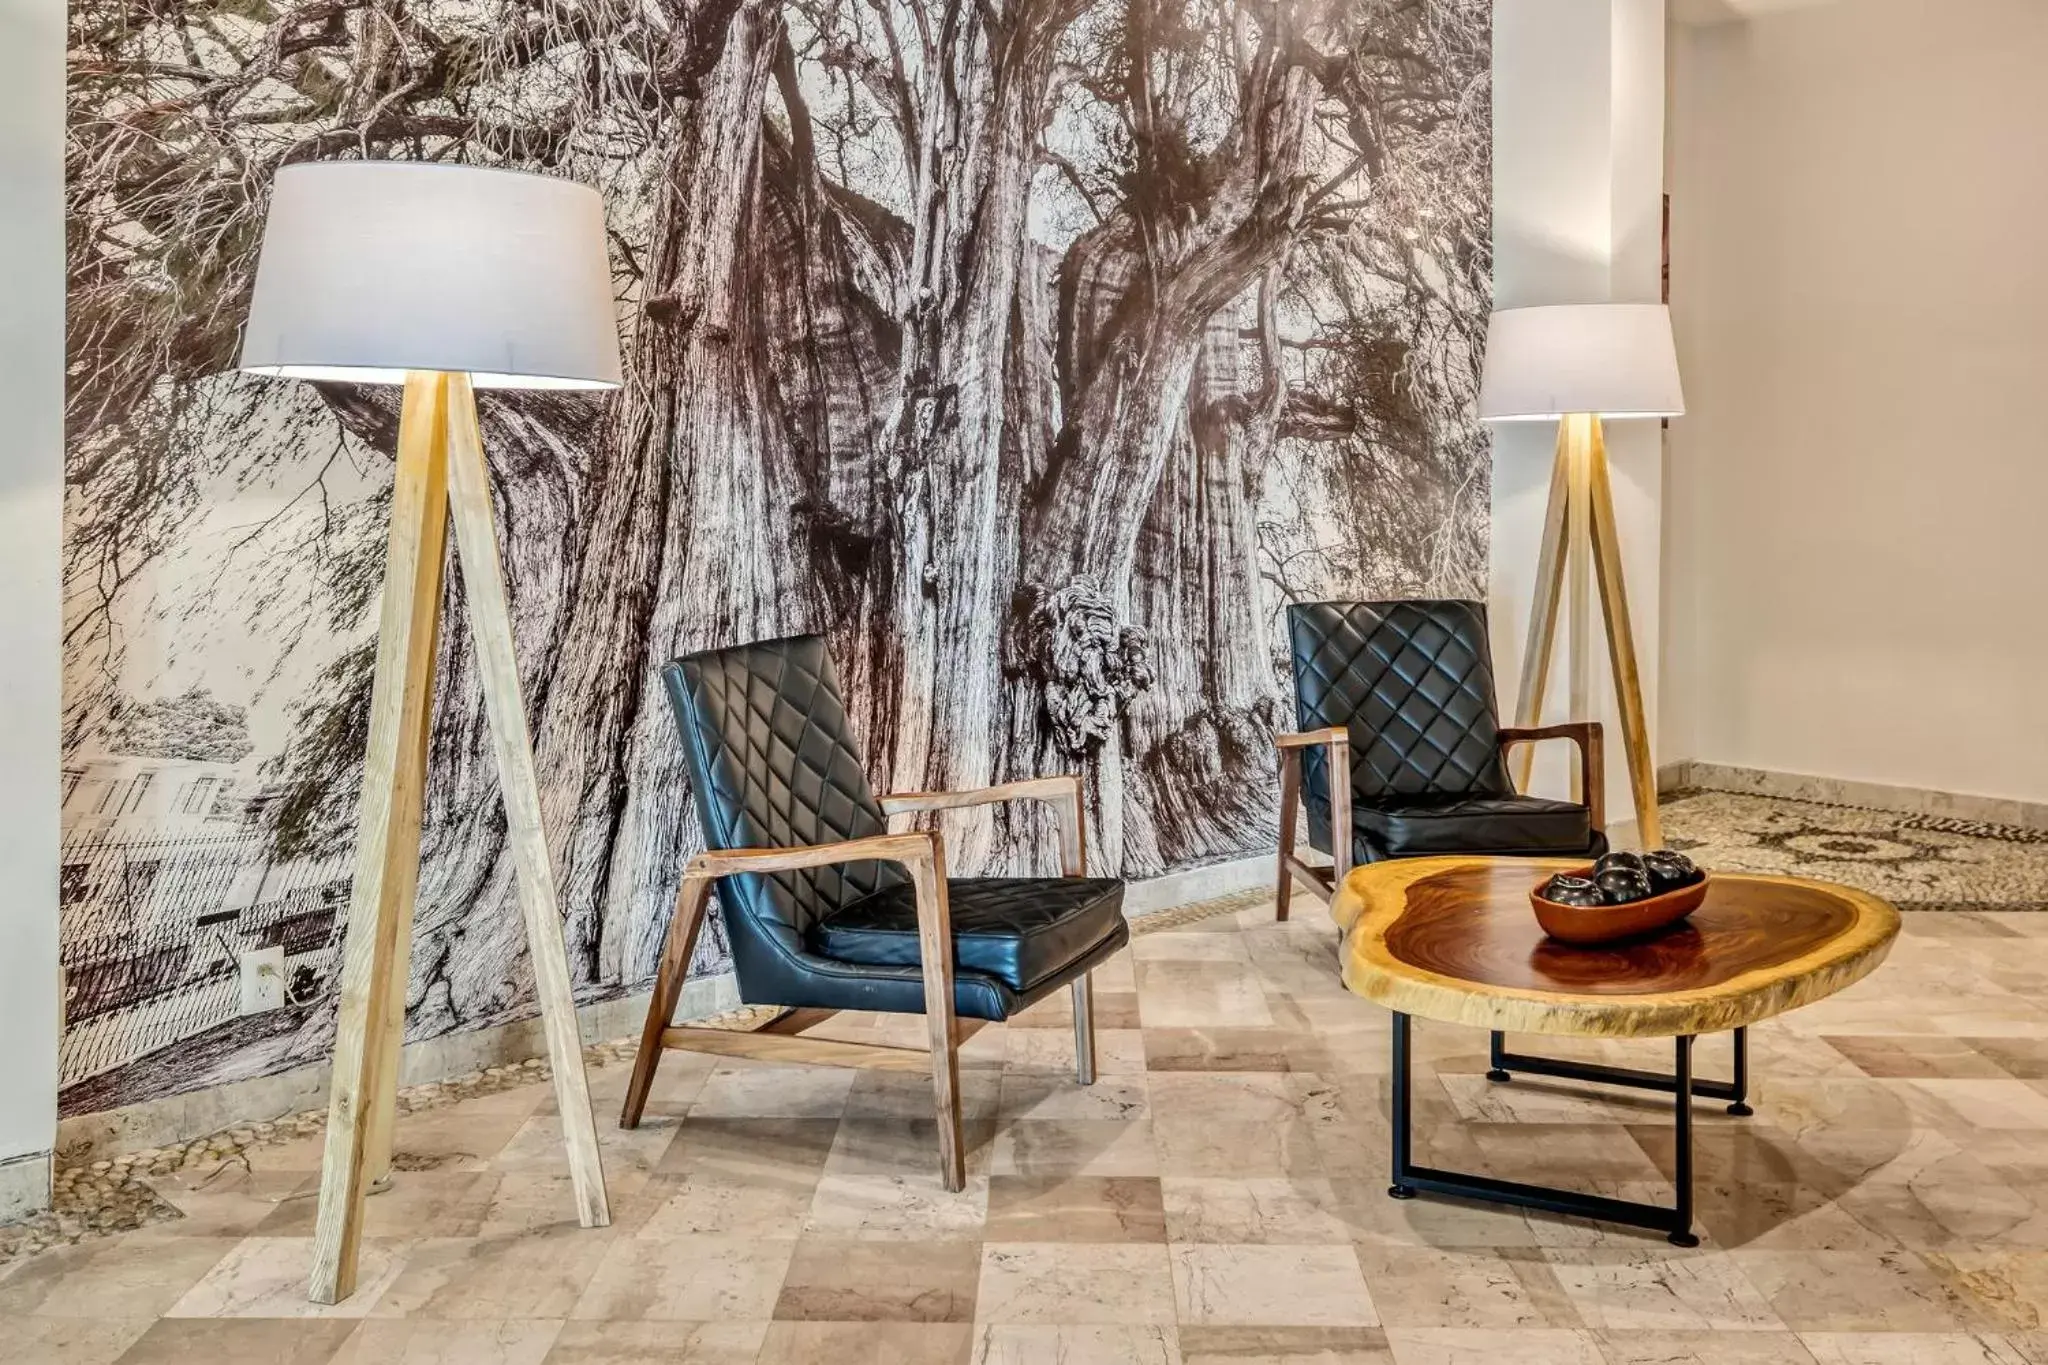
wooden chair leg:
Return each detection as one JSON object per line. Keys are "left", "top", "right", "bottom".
{"left": 621, "top": 874, "right": 711, "bottom": 1130}
{"left": 1071, "top": 973, "right": 1097, "bottom": 1085}
{"left": 1275, "top": 747, "right": 1300, "bottom": 921}
{"left": 910, "top": 839, "right": 965, "bottom": 1192}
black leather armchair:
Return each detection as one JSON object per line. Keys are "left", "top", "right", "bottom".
{"left": 1275, "top": 600, "right": 1607, "bottom": 920}
{"left": 620, "top": 634, "right": 1129, "bottom": 1190}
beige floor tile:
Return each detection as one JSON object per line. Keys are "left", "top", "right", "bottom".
{"left": 1170, "top": 1244, "right": 1375, "bottom": 1327}
{"left": 689, "top": 1065, "right": 857, "bottom": 1119}
{"left": 655, "top": 1116, "right": 843, "bottom": 1179}
{"left": 972, "top": 1323, "right": 1183, "bottom": 1365}
{"left": 329, "top": 1318, "right": 565, "bottom": 1364}
{"left": 1160, "top": 1177, "right": 1350, "bottom": 1245}
{"left": 1542, "top": 1247, "right": 1782, "bottom": 1331}
{"left": 822, "top": 1116, "right": 998, "bottom": 1179}
{"left": 1919, "top": 1249, "right": 2048, "bottom": 1332}
{"left": 539, "top": 1320, "right": 767, "bottom": 1363}
{"left": 164, "top": 1236, "right": 406, "bottom": 1319}
{"left": 493, "top": 1115, "right": 675, "bottom": 1174}
{"left": 976, "top": 1243, "right": 1177, "bottom": 1324}
{"left": 109, "top": 1318, "right": 360, "bottom": 1364}
{"left": 843, "top": 1068, "right": 1003, "bottom": 1121}
{"left": 1151, "top": 1115, "right": 1323, "bottom": 1178}
{"left": 985, "top": 1175, "right": 1167, "bottom": 1243}
{"left": 1137, "top": 961, "right": 1274, "bottom": 1028}
{"left": 479, "top": 1170, "right": 655, "bottom": 1239}
{"left": 1596, "top": 1330, "right": 1819, "bottom": 1363}
{"left": 1731, "top": 1250, "right": 1981, "bottom": 1332}
{"left": 1007, "top": 1025, "right": 1148, "bottom": 1075}
{"left": 255, "top": 1171, "right": 502, "bottom": 1238}
{"left": 802, "top": 1171, "right": 989, "bottom": 1240}
{"left": 990, "top": 1120, "right": 1160, "bottom": 1178}
{"left": 1911, "top": 1081, "right": 2048, "bottom": 1133}
{"left": 1382, "top": 1327, "right": 1605, "bottom": 1364}
{"left": 1132, "top": 930, "right": 1252, "bottom": 963}
{"left": 0, "top": 1316, "right": 153, "bottom": 1364}
{"left": 772, "top": 1237, "right": 979, "bottom": 1321}
{"left": 752, "top": 1321, "right": 975, "bottom": 1364}
{"left": 1177, "top": 1324, "right": 1393, "bottom": 1363}
{"left": 998, "top": 1073, "right": 1150, "bottom": 1122}
{"left": 144, "top": 1166, "right": 322, "bottom": 1238}
{"left": 1143, "top": 1027, "right": 1301, "bottom": 1073}
{"left": 1353, "top": 1243, "right": 1576, "bottom": 1329}
{"left": 569, "top": 1234, "right": 793, "bottom": 1321}
{"left": 368, "top": 1229, "right": 614, "bottom": 1320}
{"left": 634, "top": 1167, "right": 820, "bottom": 1238}
{"left": 1328, "top": 1177, "right": 1543, "bottom": 1249}
{"left": 4, "top": 1235, "right": 237, "bottom": 1318}
{"left": 1798, "top": 1333, "right": 2028, "bottom": 1364}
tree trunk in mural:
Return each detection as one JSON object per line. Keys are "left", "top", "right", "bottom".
{"left": 59, "top": 0, "right": 1491, "bottom": 1109}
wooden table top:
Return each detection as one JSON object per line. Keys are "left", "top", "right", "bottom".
{"left": 1334, "top": 857, "right": 1901, "bottom": 1038}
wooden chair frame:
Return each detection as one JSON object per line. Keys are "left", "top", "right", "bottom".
{"left": 1273, "top": 722, "right": 1604, "bottom": 921}
{"left": 619, "top": 775, "right": 1095, "bottom": 1193}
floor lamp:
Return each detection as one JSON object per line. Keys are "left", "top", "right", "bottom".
{"left": 239, "top": 162, "right": 620, "bottom": 1303}
{"left": 1478, "top": 304, "right": 1685, "bottom": 847}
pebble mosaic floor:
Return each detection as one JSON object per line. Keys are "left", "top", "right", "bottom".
{"left": 7, "top": 793, "right": 2048, "bottom": 1363}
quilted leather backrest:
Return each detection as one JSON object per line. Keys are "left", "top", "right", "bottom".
{"left": 1287, "top": 600, "right": 1512, "bottom": 804}
{"left": 662, "top": 636, "right": 906, "bottom": 949}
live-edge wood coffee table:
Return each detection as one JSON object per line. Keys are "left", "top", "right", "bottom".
{"left": 1333, "top": 856, "right": 1900, "bottom": 1246}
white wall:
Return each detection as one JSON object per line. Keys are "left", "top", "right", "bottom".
{"left": 1491, "top": 0, "right": 1669, "bottom": 835}
{"left": 0, "top": 0, "right": 64, "bottom": 1218}
{"left": 1664, "top": 0, "right": 2048, "bottom": 805}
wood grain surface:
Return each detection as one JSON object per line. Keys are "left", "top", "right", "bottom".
{"left": 1336, "top": 857, "right": 1900, "bottom": 1038}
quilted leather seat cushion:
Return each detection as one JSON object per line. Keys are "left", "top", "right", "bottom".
{"left": 811, "top": 877, "right": 1127, "bottom": 994}
{"left": 1352, "top": 793, "right": 1601, "bottom": 860}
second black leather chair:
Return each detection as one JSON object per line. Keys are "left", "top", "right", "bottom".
{"left": 1275, "top": 599, "right": 1607, "bottom": 919}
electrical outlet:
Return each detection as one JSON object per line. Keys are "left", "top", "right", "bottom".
{"left": 239, "top": 947, "right": 285, "bottom": 1014}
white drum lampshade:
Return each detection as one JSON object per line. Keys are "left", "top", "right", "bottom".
{"left": 1477, "top": 304, "right": 1684, "bottom": 422}
{"left": 239, "top": 161, "right": 623, "bottom": 390}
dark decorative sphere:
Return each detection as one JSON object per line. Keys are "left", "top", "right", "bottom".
{"left": 1595, "top": 851, "right": 1648, "bottom": 878}
{"left": 1544, "top": 881, "right": 1608, "bottom": 908}
{"left": 1545, "top": 874, "right": 1599, "bottom": 898}
{"left": 1642, "top": 849, "right": 1700, "bottom": 893}
{"left": 1594, "top": 867, "right": 1654, "bottom": 904}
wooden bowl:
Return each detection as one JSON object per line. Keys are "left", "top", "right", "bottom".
{"left": 1529, "top": 866, "right": 1711, "bottom": 946}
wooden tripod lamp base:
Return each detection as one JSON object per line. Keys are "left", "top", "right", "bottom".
{"left": 304, "top": 372, "right": 611, "bottom": 1305}
{"left": 1477, "top": 304, "right": 1685, "bottom": 849}
{"left": 1509, "top": 412, "right": 1661, "bottom": 848}
{"left": 235, "top": 162, "right": 629, "bottom": 1305}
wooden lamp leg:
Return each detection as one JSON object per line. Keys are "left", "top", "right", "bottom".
{"left": 308, "top": 372, "right": 452, "bottom": 1306}
{"left": 1583, "top": 416, "right": 1662, "bottom": 847}
{"left": 1511, "top": 420, "right": 1573, "bottom": 793}
{"left": 442, "top": 374, "right": 612, "bottom": 1230}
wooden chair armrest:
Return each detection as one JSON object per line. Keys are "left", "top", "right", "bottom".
{"left": 688, "top": 830, "right": 940, "bottom": 878}
{"left": 1275, "top": 727, "right": 1350, "bottom": 751}
{"left": 878, "top": 775, "right": 1088, "bottom": 877}
{"left": 1497, "top": 722, "right": 1606, "bottom": 833}
{"left": 1274, "top": 728, "right": 1353, "bottom": 882}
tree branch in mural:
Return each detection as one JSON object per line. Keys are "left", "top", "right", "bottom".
{"left": 62, "top": 0, "right": 1488, "bottom": 1103}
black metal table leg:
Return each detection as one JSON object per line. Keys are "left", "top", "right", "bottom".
{"left": 1390, "top": 1013, "right": 1701, "bottom": 1246}
{"left": 1671, "top": 1033, "right": 1698, "bottom": 1245}
{"left": 1489, "top": 1026, "right": 1752, "bottom": 1116}
{"left": 1390, "top": 1011, "right": 1416, "bottom": 1199}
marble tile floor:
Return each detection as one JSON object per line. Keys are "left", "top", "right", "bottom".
{"left": 12, "top": 900, "right": 2048, "bottom": 1364}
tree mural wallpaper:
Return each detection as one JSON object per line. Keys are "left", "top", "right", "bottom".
{"left": 60, "top": 0, "right": 1491, "bottom": 1111}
